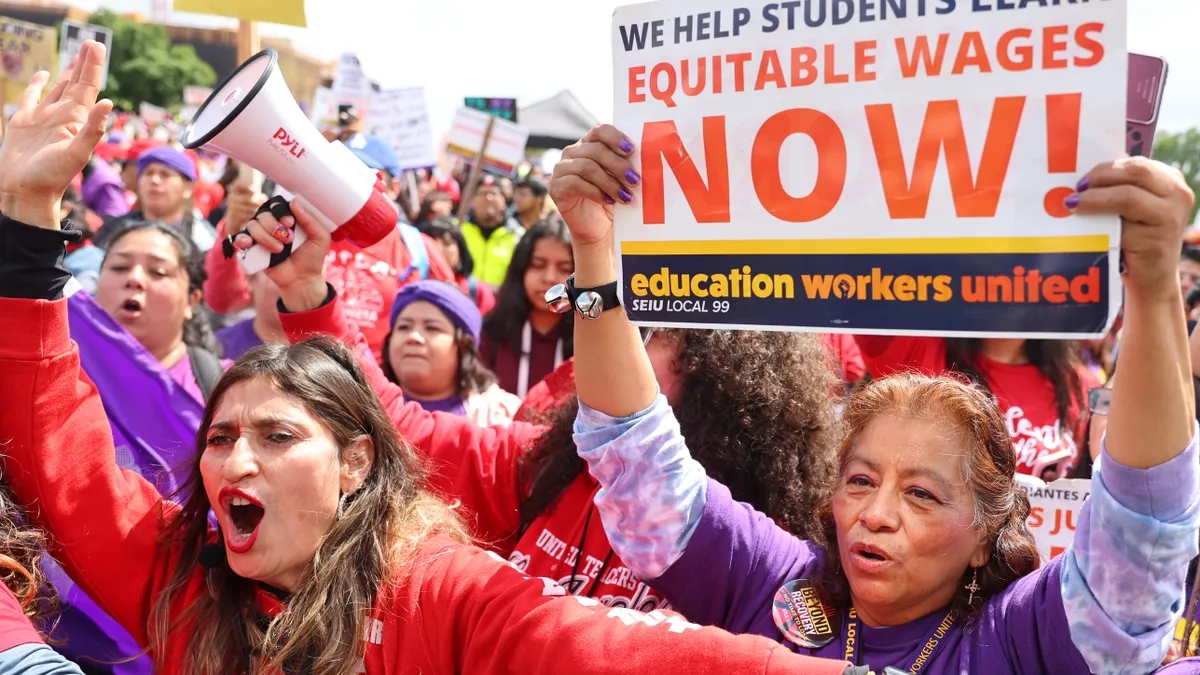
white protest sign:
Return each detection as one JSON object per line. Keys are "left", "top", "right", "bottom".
{"left": 1017, "top": 476, "right": 1089, "bottom": 564}
{"left": 58, "top": 20, "right": 112, "bottom": 90}
{"left": 331, "top": 53, "right": 373, "bottom": 120}
{"left": 611, "top": 0, "right": 1125, "bottom": 338}
{"left": 446, "top": 106, "right": 530, "bottom": 176}
{"left": 309, "top": 86, "right": 338, "bottom": 129}
{"left": 183, "top": 85, "right": 212, "bottom": 107}
{"left": 370, "top": 87, "right": 437, "bottom": 170}
{"left": 138, "top": 101, "right": 166, "bottom": 126}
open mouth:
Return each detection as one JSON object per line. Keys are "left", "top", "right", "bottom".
{"left": 220, "top": 488, "right": 264, "bottom": 554}
{"left": 119, "top": 298, "right": 143, "bottom": 315}
{"left": 850, "top": 543, "right": 891, "bottom": 564}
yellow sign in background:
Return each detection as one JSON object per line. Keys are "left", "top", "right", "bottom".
{"left": 172, "top": 0, "right": 307, "bottom": 28}
{"left": 1, "top": 16, "right": 58, "bottom": 116}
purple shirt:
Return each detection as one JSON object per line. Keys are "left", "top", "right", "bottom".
{"left": 412, "top": 393, "right": 467, "bottom": 416}
{"left": 216, "top": 319, "right": 265, "bottom": 361}
{"left": 574, "top": 395, "right": 1200, "bottom": 675}
{"left": 81, "top": 160, "right": 130, "bottom": 218}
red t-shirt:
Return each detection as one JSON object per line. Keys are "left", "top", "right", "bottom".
{"left": 856, "top": 336, "right": 1097, "bottom": 475}
{"left": 821, "top": 333, "right": 866, "bottom": 384}
{"left": 0, "top": 583, "right": 42, "bottom": 652}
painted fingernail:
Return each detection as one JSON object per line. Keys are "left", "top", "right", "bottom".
{"left": 618, "top": 188, "right": 634, "bottom": 204}
{"left": 619, "top": 139, "right": 634, "bottom": 154}
{"left": 1075, "top": 177, "right": 1090, "bottom": 192}
{"left": 235, "top": 233, "right": 252, "bottom": 250}
{"left": 625, "top": 169, "right": 641, "bottom": 185}
{"left": 1064, "top": 194, "right": 1080, "bottom": 209}
{"left": 603, "top": 195, "right": 615, "bottom": 205}
{"left": 275, "top": 224, "right": 292, "bottom": 242}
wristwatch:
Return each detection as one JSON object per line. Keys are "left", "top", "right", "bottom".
{"left": 544, "top": 274, "right": 622, "bottom": 320}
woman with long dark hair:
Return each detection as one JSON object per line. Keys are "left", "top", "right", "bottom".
{"left": 479, "top": 217, "right": 574, "bottom": 397}
{"left": 0, "top": 43, "right": 853, "bottom": 675}
{"left": 553, "top": 122, "right": 1199, "bottom": 674}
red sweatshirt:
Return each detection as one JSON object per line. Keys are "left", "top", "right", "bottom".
{"left": 856, "top": 336, "right": 1098, "bottom": 475}
{"left": 283, "top": 299, "right": 673, "bottom": 612}
{"left": 0, "top": 295, "right": 848, "bottom": 675}
{"left": 0, "top": 584, "right": 41, "bottom": 652}
{"left": 204, "top": 220, "right": 457, "bottom": 361}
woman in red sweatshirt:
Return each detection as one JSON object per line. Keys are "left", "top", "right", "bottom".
{"left": 0, "top": 43, "right": 851, "bottom": 675}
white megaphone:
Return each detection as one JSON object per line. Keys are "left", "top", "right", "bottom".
{"left": 181, "top": 49, "right": 397, "bottom": 274}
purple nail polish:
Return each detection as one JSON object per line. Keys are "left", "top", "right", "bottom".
{"left": 618, "top": 188, "right": 634, "bottom": 203}
{"left": 619, "top": 139, "right": 634, "bottom": 154}
{"left": 1075, "top": 177, "right": 1090, "bottom": 192}
{"left": 603, "top": 195, "right": 615, "bottom": 205}
{"left": 625, "top": 169, "right": 641, "bottom": 185}
{"left": 1064, "top": 194, "right": 1080, "bottom": 209}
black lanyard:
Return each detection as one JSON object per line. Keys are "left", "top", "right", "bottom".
{"left": 841, "top": 607, "right": 957, "bottom": 674}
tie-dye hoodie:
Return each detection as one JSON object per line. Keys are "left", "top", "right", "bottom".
{"left": 575, "top": 395, "right": 1200, "bottom": 675}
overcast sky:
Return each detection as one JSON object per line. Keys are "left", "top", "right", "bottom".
{"left": 71, "top": 0, "right": 1200, "bottom": 140}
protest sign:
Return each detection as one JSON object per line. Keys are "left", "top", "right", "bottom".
{"left": 611, "top": 0, "right": 1126, "bottom": 338}
{"left": 447, "top": 106, "right": 530, "bottom": 176}
{"left": 139, "top": 101, "right": 166, "bottom": 126}
{"left": 465, "top": 96, "right": 518, "bottom": 123}
{"left": 331, "top": 52, "right": 374, "bottom": 120}
{"left": 58, "top": 20, "right": 112, "bottom": 90}
{"left": 184, "top": 85, "right": 213, "bottom": 107}
{"left": 58, "top": 20, "right": 111, "bottom": 90}
{"left": 173, "top": 0, "right": 306, "bottom": 28}
{"left": 309, "top": 85, "right": 338, "bottom": 128}
{"left": 372, "top": 87, "right": 437, "bottom": 170}
{"left": 1, "top": 16, "right": 57, "bottom": 117}
{"left": 1018, "top": 476, "right": 1089, "bottom": 564}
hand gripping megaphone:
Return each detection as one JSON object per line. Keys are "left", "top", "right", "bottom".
{"left": 181, "top": 49, "right": 398, "bottom": 274}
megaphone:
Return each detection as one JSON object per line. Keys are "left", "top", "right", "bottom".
{"left": 181, "top": 49, "right": 397, "bottom": 274}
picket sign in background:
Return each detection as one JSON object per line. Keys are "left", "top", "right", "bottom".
{"left": 611, "top": 0, "right": 1126, "bottom": 338}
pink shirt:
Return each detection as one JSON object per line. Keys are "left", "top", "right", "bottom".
{"left": 166, "top": 352, "right": 232, "bottom": 404}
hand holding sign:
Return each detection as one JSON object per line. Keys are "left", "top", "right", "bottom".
{"left": 550, "top": 124, "right": 641, "bottom": 248}
{"left": 0, "top": 41, "right": 111, "bottom": 229}
{"left": 1070, "top": 157, "right": 1195, "bottom": 302}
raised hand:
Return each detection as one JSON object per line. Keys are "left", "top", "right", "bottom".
{"left": 0, "top": 41, "right": 112, "bottom": 229}
{"left": 549, "top": 124, "right": 640, "bottom": 248}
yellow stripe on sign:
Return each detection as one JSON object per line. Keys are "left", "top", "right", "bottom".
{"left": 621, "top": 236, "right": 1110, "bottom": 256}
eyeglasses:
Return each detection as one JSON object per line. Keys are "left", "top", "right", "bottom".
{"left": 1088, "top": 387, "right": 1112, "bottom": 416}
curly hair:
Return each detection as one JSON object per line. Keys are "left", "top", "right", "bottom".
{"left": 813, "top": 373, "right": 1041, "bottom": 620}
{"left": 0, "top": 482, "right": 56, "bottom": 624}
{"left": 518, "top": 328, "right": 841, "bottom": 541}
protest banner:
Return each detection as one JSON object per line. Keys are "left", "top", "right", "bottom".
{"left": 184, "top": 84, "right": 213, "bottom": 107}
{"left": 372, "top": 87, "right": 437, "bottom": 170}
{"left": 447, "top": 106, "right": 530, "bottom": 176}
{"left": 58, "top": 20, "right": 112, "bottom": 90}
{"left": 173, "top": 0, "right": 306, "bottom": 28}
{"left": 1, "top": 16, "right": 57, "bottom": 126}
{"left": 465, "top": 96, "right": 519, "bottom": 123}
{"left": 138, "top": 101, "right": 166, "bottom": 126}
{"left": 1017, "top": 476, "right": 1089, "bottom": 564}
{"left": 331, "top": 52, "right": 374, "bottom": 120}
{"left": 309, "top": 85, "right": 338, "bottom": 129}
{"left": 611, "top": 0, "right": 1126, "bottom": 338}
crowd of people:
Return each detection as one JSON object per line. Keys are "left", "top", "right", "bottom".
{"left": 1, "top": 39, "right": 1200, "bottom": 675}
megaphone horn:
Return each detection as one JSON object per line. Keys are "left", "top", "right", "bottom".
{"left": 180, "top": 49, "right": 397, "bottom": 275}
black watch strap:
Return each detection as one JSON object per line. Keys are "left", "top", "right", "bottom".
{"left": 544, "top": 274, "right": 622, "bottom": 319}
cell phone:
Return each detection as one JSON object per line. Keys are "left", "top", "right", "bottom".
{"left": 1127, "top": 53, "right": 1168, "bottom": 157}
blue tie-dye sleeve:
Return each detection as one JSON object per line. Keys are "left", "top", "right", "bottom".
{"left": 1063, "top": 426, "right": 1200, "bottom": 675}
{"left": 573, "top": 394, "right": 707, "bottom": 579}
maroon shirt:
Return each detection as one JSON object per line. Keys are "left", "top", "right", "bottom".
{"left": 479, "top": 323, "right": 566, "bottom": 398}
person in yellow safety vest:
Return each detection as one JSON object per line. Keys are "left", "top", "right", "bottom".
{"left": 461, "top": 176, "right": 525, "bottom": 288}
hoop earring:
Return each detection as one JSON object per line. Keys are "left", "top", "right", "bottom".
{"left": 966, "top": 567, "right": 980, "bottom": 606}
{"left": 336, "top": 492, "right": 349, "bottom": 521}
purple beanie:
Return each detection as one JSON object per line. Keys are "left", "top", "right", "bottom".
{"left": 389, "top": 280, "right": 482, "bottom": 342}
{"left": 137, "top": 146, "right": 196, "bottom": 182}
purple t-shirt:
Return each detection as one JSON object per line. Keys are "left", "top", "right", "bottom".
{"left": 412, "top": 393, "right": 467, "bottom": 416}
{"left": 655, "top": 479, "right": 1083, "bottom": 673}
{"left": 216, "top": 319, "right": 265, "bottom": 361}
{"left": 574, "top": 395, "right": 1200, "bottom": 675}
